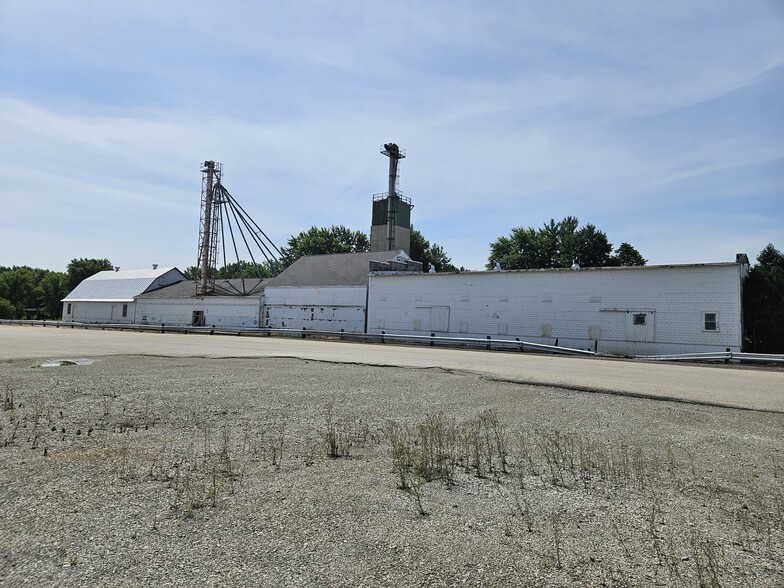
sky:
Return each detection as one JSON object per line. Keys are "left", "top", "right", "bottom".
{"left": 1, "top": 1, "right": 782, "bottom": 272}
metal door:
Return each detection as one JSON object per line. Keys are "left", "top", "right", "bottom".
{"left": 625, "top": 311, "right": 655, "bottom": 341}
{"left": 431, "top": 306, "right": 450, "bottom": 332}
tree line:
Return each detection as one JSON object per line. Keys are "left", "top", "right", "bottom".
{"left": 488, "top": 216, "right": 646, "bottom": 269}
{"left": 0, "top": 258, "right": 113, "bottom": 320}
{"left": 743, "top": 243, "right": 784, "bottom": 353}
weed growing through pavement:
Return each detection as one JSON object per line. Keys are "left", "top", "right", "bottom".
{"left": 269, "top": 422, "right": 285, "bottom": 469}
{"left": 691, "top": 533, "right": 723, "bottom": 588}
{"left": 2, "top": 384, "right": 14, "bottom": 411}
{"left": 3, "top": 358, "right": 780, "bottom": 586}
{"left": 324, "top": 398, "right": 350, "bottom": 458}
{"left": 323, "top": 399, "right": 382, "bottom": 460}
{"left": 549, "top": 508, "right": 564, "bottom": 570}
{"left": 379, "top": 408, "right": 780, "bottom": 585}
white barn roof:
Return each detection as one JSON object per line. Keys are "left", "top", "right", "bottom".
{"left": 63, "top": 267, "right": 186, "bottom": 302}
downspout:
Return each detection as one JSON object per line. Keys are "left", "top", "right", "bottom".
{"left": 364, "top": 277, "right": 370, "bottom": 334}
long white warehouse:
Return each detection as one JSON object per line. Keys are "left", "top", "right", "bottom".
{"left": 366, "top": 257, "right": 749, "bottom": 356}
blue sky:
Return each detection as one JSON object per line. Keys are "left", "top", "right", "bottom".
{"left": 1, "top": 1, "right": 782, "bottom": 271}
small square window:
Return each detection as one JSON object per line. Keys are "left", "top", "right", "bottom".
{"left": 704, "top": 313, "right": 717, "bottom": 331}
{"left": 633, "top": 313, "right": 647, "bottom": 326}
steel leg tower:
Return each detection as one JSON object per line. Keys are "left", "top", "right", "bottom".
{"left": 370, "top": 143, "right": 413, "bottom": 254}
{"left": 196, "top": 160, "right": 222, "bottom": 296}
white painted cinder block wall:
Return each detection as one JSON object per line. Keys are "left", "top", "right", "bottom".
{"left": 366, "top": 264, "right": 745, "bottom": 356}
{"left": 64, "top": 301, "right": 135, "bottom": 324}
{"left": 134, "top": 297, "right": 262, "bottom": 327}
{"left": 262, "top": 286, "right": 366, "bottom": 332}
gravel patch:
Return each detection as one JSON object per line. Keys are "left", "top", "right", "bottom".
{"left": 1, "top": 355, "right": 782, "bottom": 587}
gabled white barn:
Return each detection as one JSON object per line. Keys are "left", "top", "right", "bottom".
{"left": 62, "top": 267, "right": 186, "bottom": 323}
{"left": 366, "top": 256, "right": 749, "bottom": 356}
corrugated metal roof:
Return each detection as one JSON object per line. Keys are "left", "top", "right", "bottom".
{"left": 135, "top": 279, "right": 266, "bottom": 299}
{"left": 63, "top": 267, "right": 183, "bottom": 302}
{"left": 86, "top": 268, "right": 176, "bottom": 281}
{"left": 269, "top": 250, "right": 404, "bottom": 287}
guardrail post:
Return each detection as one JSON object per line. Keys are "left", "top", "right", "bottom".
{"left": 340, "top": 328, "right": 345, "bottom": 341}
{"left": 516, "top": 337, "right": 523, "bottom": 352}
{"left": 302, "top": 327, "right": 306, "bottom": 339}
{"left": 725, "top": 348, "right": 730, "bottom": 365}
{"left": 381, "top": 330, "right": 385, "bottom": 344}
{"left": 486, "top": 335, "right": 491, "bottom": 350}
{"left": 430, "top": 332, "right": 435, "bottom": 346}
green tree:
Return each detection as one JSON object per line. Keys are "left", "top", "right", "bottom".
{"left": 0, "top": 267, "right": 68, "bottom": 319}
{"left": 488, "top": 217, "right": 643, "bottom": 270}
{"left": 280, "top": 225, "right": 370, "bottom": 265}
{"left": 66, "top": 258, "right": 114, "bottom": 291}
{"left": 0, "top": 297, "right": 14, "bottom": 319}
{"left": 40, "top": 271, "right": 69, "bottom": 318}
{"left": 278, "top": 224, "right": 457, "bottom": 272}
{"left": 184, "top": 260, "right": 281, "bottom": 280}
{"left": 410, "top": 228, "right": 458, "bottom": 272}
{"left": 743, "top": 243, "right": 784, "bottom": 353}
{"left": 0, "top": 267, "right": 39, "bottom": 316}
{"left": 183, "top": 266, "right": 203, "bottom": 281}
{"left": 217, "top": 260, "right": 279, "bottom": 279}
{"left": 609, "top": 242, "right": 648, "bottom": 266}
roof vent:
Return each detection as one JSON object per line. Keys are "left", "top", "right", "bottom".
{"left": 152, "top": 264, "right": 158, "bottom": 270}
{"left": 114, "top": 267, "right": 120, "bottom": 272}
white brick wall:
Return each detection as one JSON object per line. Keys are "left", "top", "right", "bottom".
{"left": 367, "top": 263, "right": 744, "bottom": 355}
{"left": 263, "top": 286, "right": 366, "bottom": 332}
{"left": 64, "top": 301, "right": 135, "bottom": 324}
{"left": 135, "top": 297, "right": 261, "bottom": 327}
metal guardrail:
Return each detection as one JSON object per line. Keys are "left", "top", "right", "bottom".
{"left": 293, "top": 328, "right": 596, "bottom": 356}
{"left": 0, "top": 319, "right": 595, "bottom": 357}
{"left": 634, "top": 351, "right": 784, "bottom": 364}
{"left": 6, "top": 320, "right": 783, "bottom": 362}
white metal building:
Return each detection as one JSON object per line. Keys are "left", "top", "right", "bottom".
{"left": 262, "top": 250, "right": 421, "bottom": 331}
{"left": 366, "top": 256, "right": 749, "bottom": 356}
{"left": 134, "top": 279, "right": 265, "bottom": 328}
{"left": 60, "top": 254, "right": 751, "bottom": 356}
{"left": 62, "top": 267, "right": 186, "bottom": 323}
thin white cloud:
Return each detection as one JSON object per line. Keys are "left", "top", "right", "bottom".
{"left": 1, "top": 1, "right": 782, "bottom": 270}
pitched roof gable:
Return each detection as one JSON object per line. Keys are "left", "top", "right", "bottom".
{"left": 269, "top": 250, "right": 412, "bottom": 287}
{"left": 62, "top": 267, "right": 186, "bottom": 302}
